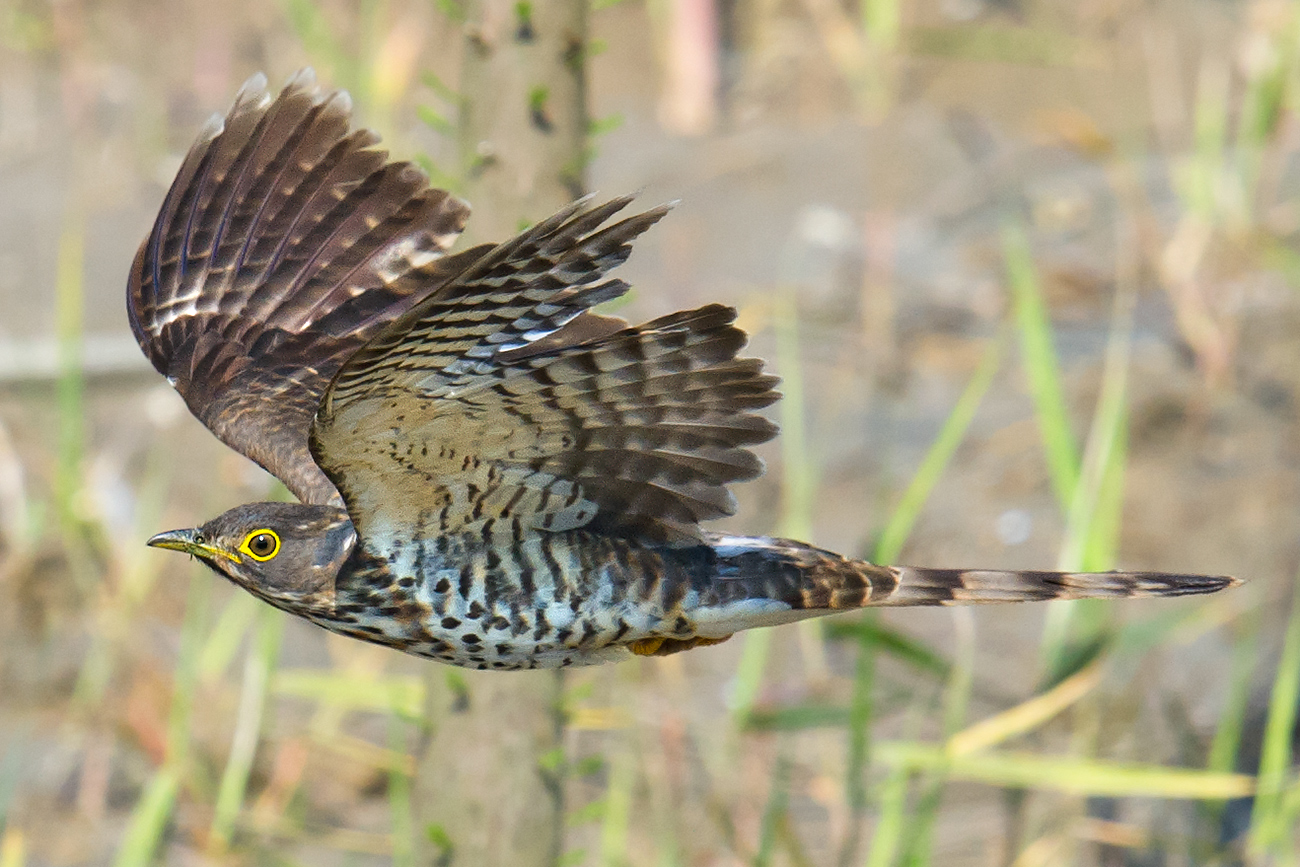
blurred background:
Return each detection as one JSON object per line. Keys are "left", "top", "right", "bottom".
{"left": 1, "top": 0, "right": 1298, "bottom": 864}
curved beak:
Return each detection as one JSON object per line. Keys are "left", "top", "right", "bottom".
{"left": 147, "top": 528, "right": 238, "bottom": 563}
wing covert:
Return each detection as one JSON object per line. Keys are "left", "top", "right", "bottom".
{"left": 128, "top": 69, "right": 471, "bottom": 503}
{"left": 311, "top": 199, "right": 781, "bottom": 545}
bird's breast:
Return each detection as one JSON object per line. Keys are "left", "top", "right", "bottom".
{"left": 314, "top": 530, "right": 714, "bottom": 669}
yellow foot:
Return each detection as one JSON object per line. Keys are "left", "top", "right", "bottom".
{"left": 628, "top": 637, "right": 665, "bottom": 656}
{"left": 627, "top": 635, "right": 733, "bottom": 657}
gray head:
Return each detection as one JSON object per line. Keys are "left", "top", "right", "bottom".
{"left": 147, "top": 502, "right": 356, "bottom": 611}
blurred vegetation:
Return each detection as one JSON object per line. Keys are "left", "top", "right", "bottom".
{"left": 1, "top": 0, "right": 1299, "bottom": 865}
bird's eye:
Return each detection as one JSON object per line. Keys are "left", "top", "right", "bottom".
{"left": 239, "top": 529, "right": 280, "bottom": 561}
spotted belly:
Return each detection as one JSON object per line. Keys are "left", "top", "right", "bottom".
{"left": 312, "top": 530, "right": 715, "bottom": 669}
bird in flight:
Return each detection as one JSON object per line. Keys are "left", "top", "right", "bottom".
{"left": 132, "top": 71, "right": 1236, "bottom": 670}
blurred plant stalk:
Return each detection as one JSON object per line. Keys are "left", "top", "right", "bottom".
{"left": 54, "top": 202, "right": 85, "bottom": 532}
{"left": 413, "top": 3, "right": 589, "bottom": 866}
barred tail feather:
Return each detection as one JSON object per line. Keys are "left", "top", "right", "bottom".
{"left": 705, "top": 534, "right": 1238, "bottom": 614}
{"left": 873, "top": 566, "right": 1238, "bottom": 606}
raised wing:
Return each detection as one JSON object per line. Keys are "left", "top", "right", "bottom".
{"left": 311, "top": 197, "right": 781, "bottom": 545}
{"left": 128, "top": 69, "right": 471, "bottom": 503}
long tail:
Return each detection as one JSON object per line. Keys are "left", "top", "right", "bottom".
{"left": 706, "top": 534, "right": 1238, "bottom": 611}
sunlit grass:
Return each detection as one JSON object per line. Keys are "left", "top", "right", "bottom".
{"left": 864, "top": 330, "right": 1002, "bottom": 866}
{"left": 1248, "top": 570, "right": 1300, "bottom": 856}
{"left": 716, "top": 201, "right": 1263, "bottom": 864}
{"left": 0, "top": 828, "right": 25, "bottom": 867}
{"left": 1034, "top": 223, "right": 1138, "bottom": 682}
{"left": 753, "top": 748, "right": 791, "bottom": 867}
{"left": 388, "top": 717, "right": 416, "bottom": 867}
{"left": 1003, "top": 222, "right": 1080, "bottom": 515}
{"left": 948, "top": 657, "right": 1104, "bottom": 757}
{"left": 114, "top": 568, "right": 211, "bottom": 867}
{"left": 873, "top": 330, "right": 1008, "bottom": 564}
{"left": 210, "top": 606, "right": 285, "bottom": 850}
{"left": 875, "top": 744, "right": 1255, "bottom": 800}
{"left": 731, "top": 214, "right": 1263, "bottom": 864}
{"left": 731, "top": 287, "right": 823, "bottom": 725}
{"left": 893, "top": 610, "right": 975, "bottom": 865}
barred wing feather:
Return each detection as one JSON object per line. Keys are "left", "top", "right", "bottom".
{"left": 127, "top": 70, "right": 470, "bottom": 503}
{"left": 312, "top": 199, "right": 781, "bottom": 545}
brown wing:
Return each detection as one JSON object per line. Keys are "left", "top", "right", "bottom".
{"left": 310, "top": 197, "right": 781, "bottom": 545}
{"left": 127, "top": 69, "right": 471, "bottom": 504}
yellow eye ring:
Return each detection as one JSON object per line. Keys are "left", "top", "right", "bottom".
{"left": 239, "top": 529, "right": 280, "bottom": 561}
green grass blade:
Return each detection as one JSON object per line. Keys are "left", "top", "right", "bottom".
{"left": 389, "top": 718, "right": 414, "bottom": 867}
{"left": 1111, "top": 593, "right": 1243, "bottom": 661}
{"left": 1234, "top": 21, "right": 1288, "bottom": 203}
{"left": 211, "top": 606, "right": 285, "bottom": 850}
{"left": 1057, "top": 300, "right": 1132, "bottom": 573}
{"left": 1181, "top": 60, "right": 1229, "bottom": 222}
{"left": 874, "top": 329, "right": 1007, "bottom": 564}
{"left": 772, "top": 288, "right": 829, "bottom": 678}
{"left": 74, "top": 449, "right": 172, "bottom": 710}
{"left": 823, "top": 619, "right": 950, "bottom": 677}
{"left": 745, "top": 702, "right": 856, "bottom": 732}
{"left": 1200, "top": 603, "right": 1261, "bottom": 842}
{"left": 755, "top": 750, "right": 791, "bottom": 867}
{"left": 1278, "top": 775, "right": 1300, "bottom": 855}
{"left": 949, "top": 657, "right": 1102, "bottom": 756}
{"left": 841, "top": 327, "right": 1002, "bottom": 864}
{"left": 875, "top": 742, "right": 1254, "bottom": 799}
{"left": 0, "top": 827, "right": 25, "bottom": 867}
{"left": 1039, "top": 259, "right": 1136, "bottom": 680}
{"left": 599, "top": 744, "right": 634, "bottom": 866}
{"left": 1003, "top": 223, "right": 1079, "bottom": 512}
{"left": 730, "top": 628, "right": 774, "bottom": 724}
{"left": 734, "top": 289, "right": 820, "bottom": 723}
{"left": 861, "top": 0, "right": 900, "bottom": 50}
{"left": 116, "top": 566, "right": 211, "bottom": 865}
{"left": 281, "top": 0, "right": 355, "bottom": 91}
{"left": 907, "top": 25, "right": 1092, "bottom": 67}
{"left": 1248, "top": 574, "right": 1300, "bottom": 855}
{"left": 863, "top": 764, "right": 910, "bottom": 867}
{"left": 198, "top": 593, "right": 259, "bottom": 683}
{"left": 112, "top": 769, "right": 179, "bottom": 867}
{"left": 0, "top": 729, "right": 27, "bottom": 833}
{"left": 1208, "top": 611, "right": 1261, "bottom": 780}
{"left": 167, "top": 568, "right": 212, "bottom": 767}
{"left": 1081, "top": 413, "right": 1126, "bottom": 572}
{"left": 900, "top": 610, "right": 976, "bottom": 864}
{"left": 835, "top": 618, "right": 878, "bottom": 866}
{"left": 274, "top": 670, "right": 425, "bottom": 720}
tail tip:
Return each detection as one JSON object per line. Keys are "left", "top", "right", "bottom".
{"left": 1153, "top": 572, "right": 1241, "bottom": 596}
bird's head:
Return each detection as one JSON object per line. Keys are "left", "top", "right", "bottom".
{"left": 147, "top": 502, "right": 356, "bottom": 610}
